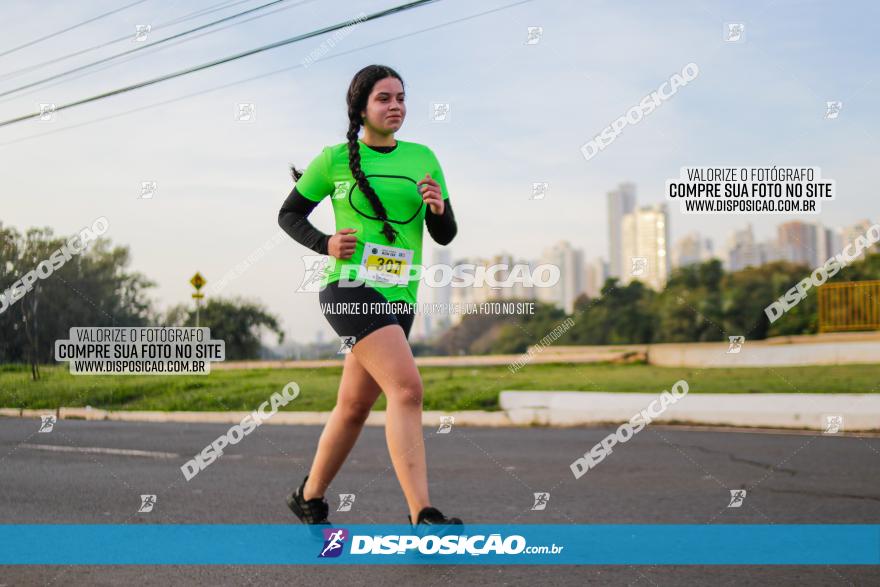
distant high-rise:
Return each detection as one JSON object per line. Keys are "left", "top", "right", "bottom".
{"left": 724, "top": 225, "right": 761, "bottom": 271}
{"left": 418, "top": 248, "right": 453, "bottom": 338}
{"left": 449, "top": 256, "right": 475, "bottom": 325}
{"left": 584, "top": 257, "right": 608, "bottom": 298}
{"left": 723, "top": 224, "right": 794, "bottom": 270}
{"left": 431, "top": 249, "right": 453, "bottom": 304}
{"left": 672, "top": 232, "right": 715, "bottom": 268}
{"left": 503, "top": 255, "right": 535, "bottom": 302}
{"left": 537, "top": 241, "right": 584, "bottom": 313}
{"left": 777, "top": 221, "right": 818, "bottom": 266}
{"left": 814, "top": 224, "right": 836, "bottom": 265}
{"left": 607, "top": 183, "right": 636, "bottom": 279}
{"left": 620, "top": 203, "right": 670, "bottom": 290}
{"left": 840, "top": 219, "right": 877, "bottom": 261}
{"left": 447, "top": 253, "right": 532, "bottom": 324}
{"left": 758, "top": 241, "right": 786, "bottom": 265}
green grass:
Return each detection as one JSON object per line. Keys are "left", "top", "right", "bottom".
{"left": 1, "top": 362, "right": 878, "bottom": 412}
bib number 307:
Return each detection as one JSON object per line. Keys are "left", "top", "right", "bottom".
{"left": 359, "top": 241, "right": 414, "bottom": 285}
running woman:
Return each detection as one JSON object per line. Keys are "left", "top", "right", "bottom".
{"left": 277, "top": 65, "right": 462, "bottom": 529}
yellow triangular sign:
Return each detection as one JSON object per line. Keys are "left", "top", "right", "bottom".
{"left": 190, "top": 272, "right": 206, "bottom": 290}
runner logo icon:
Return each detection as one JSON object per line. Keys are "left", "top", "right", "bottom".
{"left": 332, "top": 181, "right": 351, "bottom": 199}
{"left": 38, "top": 415, "right": 56, "bottom": 433}
{"left": 727, "top": 336, "right": 745, "bottom": 354}
{"left": 337, "top": 494, "right": 355, "bottom": 512}
{"left": 531, "top": 492, "right": 549, "bottom": 511}
{"left": 319, "top": 528, "right": 348, "bottom": 558}
{"left": 727, "top": 489, "right": 747, "bottom": 508}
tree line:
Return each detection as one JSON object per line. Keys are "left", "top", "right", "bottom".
{"left": 428, "top": 253, "right": 880, "bottom": 356}
{"left": 0, "top": 222, "right": 282, "bottom": 378}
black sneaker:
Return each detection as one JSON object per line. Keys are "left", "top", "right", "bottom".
{"left": 408, "top": 506, "right": 464, "bottom": 534}
{"left": 286, "top": 474, "right": 331, "bottom": 525}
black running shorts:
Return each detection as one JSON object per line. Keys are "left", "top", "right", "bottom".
{"left": 318, "top": 280, "right": 416, "bottom": 346}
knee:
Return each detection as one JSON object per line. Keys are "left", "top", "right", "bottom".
{"left": 389, "top": 378, "right": 424, "bottom": 409}
{"left": 338, "top": 399, "right": 374, "bottom": 424}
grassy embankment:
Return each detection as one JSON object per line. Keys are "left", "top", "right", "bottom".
{"left": 1, "top": 362, "right": 877, "bottom": 412}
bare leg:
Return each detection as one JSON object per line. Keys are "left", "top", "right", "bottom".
{"left": 303, "top": 352, "right": 382, "bottom": 500}
{"left": 351, "top": 324, "right": 430, "bottom": 524}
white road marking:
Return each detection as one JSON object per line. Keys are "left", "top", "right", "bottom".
{"left": 20, "top": 443, "right": 180, "bottom": 459}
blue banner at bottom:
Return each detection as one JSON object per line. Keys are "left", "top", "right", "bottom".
{"left": 1, "top": 525, "right": 878, "bottom": 565}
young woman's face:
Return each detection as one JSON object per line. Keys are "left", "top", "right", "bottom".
{"left": 361, "top": 76, "right": 405, "bottom": 134}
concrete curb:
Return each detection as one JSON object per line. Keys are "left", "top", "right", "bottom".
{"left": 211, "top": 350, "right": 643, "bottom": 370}
{"left": 210, "top": 333, "right": 880, "bottom": 370}
{"left": 499, "top": 391, "right": 880, "bottom": 432}
{"left": 3, "top": 392, "right": 880, "bottom": 431}
{"left": 646, "top": 340, "right": 880, "bottom": 367}
{"left": 0, "top": 407, "right": 512, "bottom": 428}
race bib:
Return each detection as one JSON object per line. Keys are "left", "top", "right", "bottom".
{"left": 359, "top": 241, "right": 414, "bottom": 285}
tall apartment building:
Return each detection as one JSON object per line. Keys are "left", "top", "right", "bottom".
{"left": 672, "top": 232, "right": 715, "bottom": 268}
{"left": 606, "top": 182, "right": 636, "bottom": 279}
{"left": 447, "top": 253, "right": 536, "bottom": 323}
{"left": 724, "top": 225, "right": 763, "bottom": 271}
{"left": 777, "top": 221, "right": 818, "bottom": 266}
{"left": 584, "top": 257, "right": 608, "bottom": 298}
{"left": 412, "top": 248, "right": 454, "bottom": 340}
{"left": 620, "top": 203, "right": 670, "bottom": 290}
{"left": 840, "top": 219, "right": 877, "bottom": 261}
{"left": 536, "top": 241, "right": 584, "bottom": 313}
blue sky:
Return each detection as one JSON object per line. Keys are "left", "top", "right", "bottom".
{"left": 0, "top": 0, "right": 877, "bottom": 344}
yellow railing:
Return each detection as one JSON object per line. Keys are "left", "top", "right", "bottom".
{"left": 817, "top": 280, "right": 880, "bottom": 332}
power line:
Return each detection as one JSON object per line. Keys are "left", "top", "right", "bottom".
{"left": 0, "top": 0, "right": 256, "bottom": 83}
{"left": 0, "top": 0, "right": 298, "bottom": 100}
{"left": 0, "top": 0, "right": 441, "bottom": 128}
{"left": 0, "top": 0, "right": 318, "bottom": 106}
{"left": 0, "top": 0, "right": 534, "bottom": 147}
{"left": 0, "top": 0, "right": 153, "bottom": 59}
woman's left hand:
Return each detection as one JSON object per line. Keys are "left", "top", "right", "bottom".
{"left": 418, "top": 173, "right": 444, "bottom": 215}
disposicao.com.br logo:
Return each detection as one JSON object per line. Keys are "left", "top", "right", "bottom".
{"left": 317, "top": 528, "right": 563, "bottom": 558}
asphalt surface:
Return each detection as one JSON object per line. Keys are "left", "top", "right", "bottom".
{"left": 1, "top": 417, "right": 878, "bottom": 585}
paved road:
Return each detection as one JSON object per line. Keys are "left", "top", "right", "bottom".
{"left": 1, "top": 418, "right": 878, "bottom": 585}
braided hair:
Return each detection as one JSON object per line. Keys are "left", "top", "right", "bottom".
{"left": 346, "top": 65, "right": 404, "bottom": 243}
{"left": 290, "top": 65, "right": 404, "bottom": 244}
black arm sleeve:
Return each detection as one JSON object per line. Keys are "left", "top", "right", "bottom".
{"left": 277, "top": 185, "right": 331, "bottom": 255}
{"left": 425, "top": 198, "right": 457, "bottom": 246}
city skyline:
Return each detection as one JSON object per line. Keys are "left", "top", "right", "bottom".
{"left": 404, "top": 188, "right": 877, "bottom": 343}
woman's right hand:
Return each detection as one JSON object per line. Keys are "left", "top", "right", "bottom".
{"left": 328, "top": 228, "right": 357, "bottom": 259}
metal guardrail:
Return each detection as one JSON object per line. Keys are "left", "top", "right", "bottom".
{"left": 818, "top": 280, "right": 880, "bottom": 332}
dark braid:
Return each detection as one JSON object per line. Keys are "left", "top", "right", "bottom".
{"left": 345, "top": 65, "right": 404, "bottom": 244}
